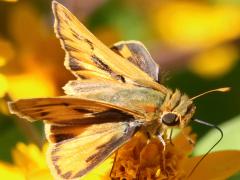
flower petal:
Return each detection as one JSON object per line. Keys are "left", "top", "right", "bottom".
{"left": 0, "top": 162, "right": 24, "bottom": 180}
{"left": 183, "top": 150, "right": 240, "bottom": 180}
{"left": 173, "top": 127, "right": 196, "bottom": 155}
{"left": 82, "top": 157, "right": 113, "bottom": 180}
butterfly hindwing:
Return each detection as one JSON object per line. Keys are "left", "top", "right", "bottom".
{"left": 46, "top": 120, "right": 140, "bottom": 179}
{"left": 111, "top": 40, "right": 159, "bottom": 81}
{"left": 52, "top": 1, "right": 167, "bottom": 93}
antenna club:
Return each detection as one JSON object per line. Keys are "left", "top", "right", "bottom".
{"left": 218, "top": 87, "right": 231, "bottom": 92}
{"left": 190, "top": 87, "right": 231, "bottom": 101}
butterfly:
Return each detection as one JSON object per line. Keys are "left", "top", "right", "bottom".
{"left": 8, "top": 1, "right": 198, "bottom": 179}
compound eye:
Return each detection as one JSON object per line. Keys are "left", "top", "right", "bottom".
{"left": 162, "top": 113, "right": 180, "bottom": 126}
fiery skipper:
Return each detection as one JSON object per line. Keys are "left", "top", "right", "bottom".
{"left": 8, "top": 1, "right": 229, "bottom": 179}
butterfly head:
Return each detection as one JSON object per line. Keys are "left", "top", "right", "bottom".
{"left": 159, "top": 87, "right": 230, "bottom": 128}
{"left": 159, "top": 90, "right": 196, "bottom": 128}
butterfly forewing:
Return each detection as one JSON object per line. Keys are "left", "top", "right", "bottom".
{"left": 8, "top": 97, "right": 143, "bottom": 124}
{"left": 52, "top": 1, "right": 167, "bottom": 93}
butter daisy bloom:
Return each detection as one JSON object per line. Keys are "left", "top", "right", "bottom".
{"left": 0, "top": 143, "right": 52, "bottom": 180}
{"left": 108, "top": 127, "right": 240, "bottom": 179}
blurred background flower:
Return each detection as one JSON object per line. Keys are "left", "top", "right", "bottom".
{"left": 0, "top": 0, "right": 240, "bottom": 179}
{"left": 0, "top": 143, "right": 52, "bottom": 180}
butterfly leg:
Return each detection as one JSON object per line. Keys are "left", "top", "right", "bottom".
{"left": 182, "top": 130, "right": 195, "bottom": 145}
{"left": 168, "top": 128, "right": 174, "bottom": 146}
{"left": 157, "top": 133, "right": 166, "bottom": 151}
{"left": 157, "top": 132, "right": 167, "bottom": 172}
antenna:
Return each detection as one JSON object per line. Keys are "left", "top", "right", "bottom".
{"left": 190, "top": 87, "right": 230, "bottom": 101}
{"left": 187, "top": 119, "right": 223, "bottom": 179}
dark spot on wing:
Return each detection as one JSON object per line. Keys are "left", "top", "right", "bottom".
{"left": 111, "top": 45, "right": 124, "bottom": 56}
{"left": 91, "top": 55, "right": 126, "bottom": 82}
{"left": 50, "top": 133, "right": 75, "bottom": 143}
{"left": 72, "top": 32, "right": 81, "bottom": 40}
{"left": 65, "top": 44, "right": 79, "bottom": 52}
{"left": 111, "top": 73, "right": 126, "bottom": 83}
{"left": 52, "top": 156, "right": 60, "bottom": 161}
{"left": 77, "top": 74, "right": 87, "bottom": 79}
{"left": 40, "top": 112, "right": 49, "bottom": 116}
{"left": 62, "top": 103, "right": 69, "bottom": 106}
{"left": 62, "top": 171, "right": 72, "bottom": 179}
{"left": 84, "top": 38, "right": 94, "bottom": 50}
{"left": 69, "top": 58, "right": 83, "bottom": 71}
{"left": 63, "top": 11, "right": 71, "bottom": 21}
{"left": 73, "top": 108, "right": 93, "bottom": 113}
{"left": 91, "top": 55, "right": 112, "bottom": 73}
{"left": 85, "top": 152, "right": 99, "bottom": 163}
{"left": 34, "top": 103, "right": 69, "bottom": 108}
{"left": 74, "top": 124, "right": 139, "bottom": 178}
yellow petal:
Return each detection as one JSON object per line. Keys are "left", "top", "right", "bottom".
{"left": 7, "top": 73, "right": 55, "bottom": 99}
{"left": 173, "top": 127, "right": 196, "bottom": 155}
{"left": 183, "top": 150, "right": 240, "bottom": 180}
{"left": 82, "top": 157, "right": 112, "bottom": 180}
{"left": 27, "top": 169, "right": 53, "bottom": 180}
{"left": 189, "top": 45, "right": 238, "bottom": 79}
{"left": 0, "top": 74, "right": 8, "bottom": 98}
{"left": 12, "top": 143, "right": 48, "bottom": 171}
{"left": 0, "top": 39, "right": 15, "bottom": 66}
{"left": 154, "top": 2, "right": 240, "bottom": 48}
{"left": 8, "top": 3, "right": 47, "bottom": 47}
{"left": 0, "top": 162, "right": 24, "bottom": 180}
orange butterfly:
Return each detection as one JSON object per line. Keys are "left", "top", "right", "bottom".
{"left": 8, "top": 1, "right": 228, "bottom": 179}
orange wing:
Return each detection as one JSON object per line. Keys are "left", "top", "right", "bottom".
{"left": 8, "top": 97, "right": 143, "bottom": 124}
{"left": 45, "top": 121, "right": 140, "bottom": 179}
{"left": 111, "top": 40, "right": 160, "bottom": 81}
{"left": 9, "top": 97, "right": 142, "bottom": 179}
{"left": 52, "top": 1, "right": 167, "bottom": 94}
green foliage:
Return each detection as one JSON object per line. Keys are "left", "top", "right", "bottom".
{"left": 194, "top": 114, "right": 240, "bottom": 155}
{"left": 0, "top": 114, "right": 26, "bottom": 162}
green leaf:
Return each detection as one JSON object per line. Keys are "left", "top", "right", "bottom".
{"left": 194, "top": 114, "right": 240, "bottom": 156}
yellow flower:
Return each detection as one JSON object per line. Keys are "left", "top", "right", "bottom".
{"left": 0, "top": 143, "right": 52, "bottom": 180}
{"left": 0, "top": 2, "right": 72, "bottom": 101}
{"left": 152, "top": 1, "right": 240, "bottom": 79}
{"left": 105, "top": 128, "right": 240, "bottom": 179}
{"left": 188, "top": 45, "right": 239, "bottom": 79}
{"left": 0, "top": 143, "right": 112, "bottom": 180}
{"left": 154, "top": 2, "right": 240, "bottom": 49}
{"left": 1, "top": 132, "right": 240, "bottom": 179}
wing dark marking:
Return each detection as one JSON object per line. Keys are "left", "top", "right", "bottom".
{"left": 111, "top": 41, "right": 160, "bottom": 81}
{"left": 91, "top": 55, "right": 112, "bottom": 73}
{"left": 9, "top": 97, "right": 142, "bottom": 124}
{"left": 69, "top": 58, "right": 84, "bottom": 71}
{"left": 49, "top": 121, "right": 141, "bottom": 179}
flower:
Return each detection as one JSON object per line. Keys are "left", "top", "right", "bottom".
{"left": 188, "top": 45, "right": 239, "bottom": 79}
{"left": 1, "top": 130, "right": 240, "bottom": 180}
{"left": 0, "top": 143, "right": 52, "bottom": 180}
{"left": 0, "top": 2, "right": 73, "bottom": 101}
{"left": 0, "top": 143, "right": 112, "bottom": 180}
{"left": 151, "top": 1, "right": 240, "bottom": 79}
{"left": 108, "top": 127, "right": 240, "bottom": 179}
